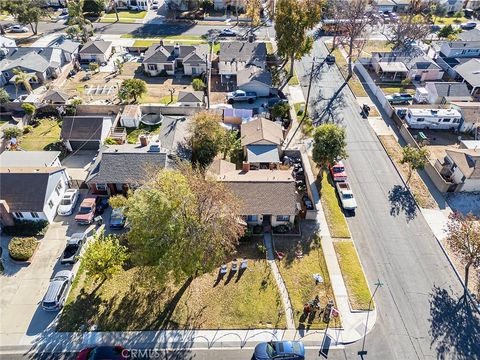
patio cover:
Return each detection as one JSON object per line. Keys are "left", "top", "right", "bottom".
{"left": 246, "top": 145, "right": 280, "bottom": 163}
{"left": 379, "top": 62, "right": 408, "bottom": 73}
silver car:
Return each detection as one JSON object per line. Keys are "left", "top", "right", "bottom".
{"left": 9, "top": 25, "right": 29, "bottom": 33}
{"left": 42, "top": 270, "right": 73, "bottom": 311}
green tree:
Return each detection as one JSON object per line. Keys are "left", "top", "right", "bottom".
{"left": 220, "top": 129, "right": 242, "bottom": 161}
{"left": 12, "top": 68, "right": 37, "bottom": 95}
{"left": 21, "top": 103, "right": 36, "bottom": 116}
{"left": 115, "top": 59, "right": 124, "bottom": 74}
{"left": 271, "top": 103, "right": 290, "bottom": 119}
{"left": 192, "top": 78, "right": 205, "bottom": 91}
{"left": 2, "top": 0, "right": 50, "bottom": 35}
{"left": 81, "top": 231, "right": 127, "bottom": 287}
{"left": 68, "top": 0, "right": 94, "bottom": 43}
{"left": 3, "top": 127, "right": 22, "bottom": 140}
{"left": 83, "top": 0, "right": 106, "bottom": 15}
{"left": 312, "top": 124, "right": 348, "bottom": 169}
{"left": 445, "top": 212, "right": 480, "bottom": 290}
{"left": 118, "top": 79, "right": 147, "bottom": 103}
{"left": 438, "top": 24, "right": 458, "bottom": 39}
{"left": 400, "top": 145, "right": 428, "bottom": 184}
{"left": 246, "top": 0, "right": 262, "bottom": 28}
{"left": 65, "top": 25, "right": 81, "bottom": 40}
{"left": 187, "top": 111, "right": 225, "bottom": 168}
{"left": 89, "top": 62, "right": 100, "bottom": 72}
{"left": 275, "top": 0, "right": 321, "bottom": 76}
{"left": 0, "top": 88, "right": 10, "bottom": 104}
{"left": 125, "top": 166, "right": 244, "bottom": 284}
{"left": 108, "top": 194, "right": 129, "bottom": 209}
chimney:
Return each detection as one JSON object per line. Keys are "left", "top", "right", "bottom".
{"left": 139, "top": 134, "right": 149, "bottom": 147}
{"left": 160, "top": 39, "right": 164, "bottom": 46}
{"left": 242, "top": 162, "right": 250, "bottom": 173}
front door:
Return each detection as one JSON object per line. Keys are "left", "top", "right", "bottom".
{"left": 263, "top": 214, "right": 271, "bottom": 224}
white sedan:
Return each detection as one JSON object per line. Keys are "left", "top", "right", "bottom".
{"left": 9, "top": 25, "right": 29, "bottom": 33}
{"left": 57, "top": 189, "right": 79, "bottom": 216}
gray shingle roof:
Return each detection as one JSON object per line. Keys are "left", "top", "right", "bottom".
{"left": 61, "top": 116, "right": 107, "bottom": 141}
{"left": 457, "top": 29, "right": 480, "bottom": 42}
{"left": 455, "top": 59, "right": 480, "bottom": 87}
{"left": 431, "top": 82, "right": 471, "bottom": 97}
{"left": 143, "top": 44, "right": 207, "bottom": 64}
{"left": 405, "top": 56, "right": 440, "bottom": 70}
{"left": 0, "top": 167, "right": 64, "bottom": 212}
{"left": 53, "top": 39, "right": 80, "bottom": 54}
{"left": 0, "top": 151, "right": 60, "bottom": 167}
{"left": 79, "top": 40, "right": 112, "bottom": 55}
{"left": 237, "top": 66, "right": 272, "bottom": 86}
{"left": 42, "top": 89, "right": 70, "bottom": 103}
{"left": 219, "top": 42, "right": 267, "bottom": 64}
{"left": 177, "top": 91, "right": 204, "bottom": 103}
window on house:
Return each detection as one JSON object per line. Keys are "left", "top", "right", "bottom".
{"left": 14, "top": 212, "right": 24, "bottom": 219}
{"left": 442, "top": 118, "right": 450, "bottom": 122}
{"left": 453, "top": 119, "right": 459, "bottom": 123}
{"left": 48, "top": 200, "right": 54, "bottom": 209}
{"left": 246, "top": 215, "right": 257, "bottom": 222}
{"left": 416, "top": 118, "right": 424, "bottom": 122}
{"left": 96, "top": 183, "right": 107, "bottom": 191}
{"left": 164, "top": 64, "right": 173, "bottom": 70}
{"left": 30, "top": 212, "right": 39, "bottom": 218}
{"left": 55, "top": 181, "right": 63, "bottom": 196}
{"left": 276, "top": 215, "right": 290, "bottom": 222}
{"left": 192, "top": 67, "right": 197, "bottom": 74}
{"left": 148, "top": 64, "right": 157, "bottom": 71}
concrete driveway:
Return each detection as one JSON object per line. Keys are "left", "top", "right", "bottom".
{"left": 0, "top": 193, "right": 112, "bottom": 348}
{"left": 62, "top": 151, "right": 98, "bottom": 182}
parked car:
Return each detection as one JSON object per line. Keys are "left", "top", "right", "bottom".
{"left": 430, "top": 25, "right": 441, "bottom": 32}
{"left": 386, "top": 93, "right": 413, "bottom": 104}
{"left": 460, "top": 22, "right": 477, "bottom": 30}
{"left": 303, "top": 195, "right": 314, "bottom": 210}
{"left": 42, "top": 270, "right": 73, "bottom": 311}
{"left": 328, "top": 161, "right": 347, "bottom": 182}
{"left": 151, "top": 0, "right": 159, "bottom": 9}
{"left": 110, "top": 208, "right": 126, "bottom": 229}
{"left": 253, "top": 341, "right": 305, "bottom": 360}
{"left": 227, "top": 90, "right": 257, "bottom": 104}
{"left": 220, "top": 28, "right": 237, "bottom": 37}
{"left": 75, "top": 196, "right": 98, "bottom": 225}
{"left": 61, "top": 7, "right": 68, "bottom": 15}
{"left": 8, "top": 25, "right": 29, "bottom": 33}
{"left": 57, "top": 189, "right": 79, "bottom": 216}
{"left": 61, "top": 232, "right": 86, "bottom": 264}
{"left": 76, "top": 346, "right": 128, "bottom": 360}
{"left": 335, "top": 181, "right": 357, "bottom": 212}
{"left": 67, "top": 69, "right": 77, "bottom": 78}
{"left": 326, "top": 54, "right": 336, "bottom": 65}
{"left": 96, "top": 197, "right": 109, "bottom": 214}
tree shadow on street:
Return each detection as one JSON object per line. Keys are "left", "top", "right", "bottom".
{"left": 388, "top": 185, "right": 417, "bottom": 222}
{"left": 428, "top": 286, "right": 480, "bottom": 359}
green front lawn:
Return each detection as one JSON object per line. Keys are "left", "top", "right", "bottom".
{"left": 277, "top": 240, "right": 336, "bottom": 329}
{"left": 333, "top": 241, "right": 372, "bottom": 311}
{"left": 126, "top": 123, "right": 161, "bottom": 144}
{"left": 103, "top": 10, "right": 147, "bottom": 19}
{"left": 133, "top": 39, "right": 207, "bottom": 47}
{"left": 19, "top": 118, "right": 61, "bottom": 151}
{"left": 58, "top": 242, "right": 286, "bottom": 331}
{"left": 380, "top": 86, "right": 416, "bottom": 95}
{"left": 159, "top": 95, "right": 178, "bottom": 105}
{"left": 433, "top": 16, "right": 468, "bottom": 25}
{"left": 121, "top": 34, "right": 204, "bottom": 40}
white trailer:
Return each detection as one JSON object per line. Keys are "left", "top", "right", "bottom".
{"left": 405, "top": 108, "right": 462, "bottom": 130}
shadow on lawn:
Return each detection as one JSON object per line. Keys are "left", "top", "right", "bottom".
{"left": 388, "top": 185, "right": 417, "bottom": 222}
{"left": 429, "top": 286, "right": 480, "bottom": 359}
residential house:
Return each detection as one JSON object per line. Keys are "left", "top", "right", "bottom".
{"left": 61, "top": 115, "right": 117, "bottom": 151}
{"left": 143, "top": 43, "right": 208, "bottom": 76}
{"left": 0, "top": 36, "right": 16, "bottom": 48}
{"left": 436, "top": 148, "right": 480, "bottom": 191}
{"left": 372, "top": 52, "right": 443, "bottom": 81}
{"left": 42, "top": 89, "right": 71, "bottom": 104}
{"left": 450, "top": 101, "right": 480, "bottom": 132}
{"left": 237, "top": 66, "right": 272, "bottom": 97}
{"left": 455, "top": 59, "right": 480, "bottom": 97}
{"left": 404, "top": 56, "right": 444, "bottom": 81}
{"left": 373, "top": 0, "right": 396, "bottom": 12}
{"left": 177, "top": 91, "right": 204, "bottom": 106}
{"left": 47, "top": 0, "right": 67, "bottom": 6}
{"left": 371, "top": 52, "right": 409, "bottom": 80}
{"left": 392, "top": 0, "right": 411, "bottom": 12}
{"left": 213, "top": 0, "right": 246, "bottom": 10}
{"left": 241, "top": 118, "right": 284, "bottom": 169}
{"left": 209, "top": 160, "right": 299, "bottom": 226}
{"left": 435, "top": 0, "right": 463, "bottom": 13}
{"left": 86, "top": 142, "right": 169, "bottom": 195}
{"left": 417, "top": 82, "right": 473, "bottom": 104}
{"left": 78, "top": 40, "right": 113, "bottom": 64}
{"left": 51, "top": 38, "right": 81, "bottom": 63}
{"left": 218, "top": 42, "right": 267, "bottom": 83}
{"left": 113, "top": 0, "right": 151, "bottom": 10}
{"left": 457, "top": 29, "right": 480, "bottom": 42}
{"left": 0, "top": 46, "right": 76, "bottom": 86}
{"left": 0, "top": 151, "right": 69, "bottom": 224}
{"left": 439, "top": 41, "right": 480, "bottom": 58}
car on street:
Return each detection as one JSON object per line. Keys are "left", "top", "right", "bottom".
{"left": 61, "top": 232, "right": 86, "bottom": 264}
{"left": 42, "top": 270, "right": 73, "bottom": 311}
{"left": 75, "top": 196, "right": 98, "bottom": 225}
{"left": 8, "top": 25, "right": 29, "bottom": 33}
{"left": 220, "top": 28, "right": 237, "bottom": 37}
{"left": 76, "top": 346, "right": 128, "bottom": 360}
{"left": 335, "top": 181, "right": 357, "bottom": 212}
{"left": 460, "top": 22, "right": 477, "bottom": 30}
{"left": 329, "top": 161, "right": 347, "bottom": 182}
{"left": 110, "top": 208, "right": 126, "bottom": 229}
{"left": 253, "top": 341, "right": 305, "bottom": 360}
{"left": 57, "top": 189, "right": 79, "bottom": 216}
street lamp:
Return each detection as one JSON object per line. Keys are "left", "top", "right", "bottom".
{"left": 358, "top": 279, "right": 383, "bottom": 357}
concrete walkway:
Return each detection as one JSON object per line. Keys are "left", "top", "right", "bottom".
{"left": 263, "top": 232, "right": 295, "bottom": 330}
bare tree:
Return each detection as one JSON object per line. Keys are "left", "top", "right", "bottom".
{"left": 382, "top": 0, "right": 430, "bottom": 49}
{"left": 333, "top": 0, "right": 376, "bottom": 78}
{"left": 445, "top": 212, "right": 480, "bottom": 291}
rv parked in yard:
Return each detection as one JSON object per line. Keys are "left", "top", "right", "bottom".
{"left": 335, "top": 181, "right": 357, "bottom": 212}
{"left": 405, "top": 108, "right": 462, "bottom": 130}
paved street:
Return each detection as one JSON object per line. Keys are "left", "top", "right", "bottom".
{"left": 295, "top": 38, "right": 479, "bottom": 359}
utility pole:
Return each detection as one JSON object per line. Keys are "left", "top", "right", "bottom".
{"left": 358, "top": 279, "right": 383, "bottom": 356}
{"left": 284, "top": 57, "right": 315, "bottom": 150}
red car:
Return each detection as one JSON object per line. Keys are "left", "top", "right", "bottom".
{"left": 74, "top": 196, "right": 98, "bottom": 225}
{"left": 329, "top": 161, "right": 347, "bottom": 182}
{"left": 77, "top": 346, "right": 127, "bottom": 360}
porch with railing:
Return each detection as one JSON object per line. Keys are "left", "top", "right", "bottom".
{"left": 109, "top": 126, "right": 127, "bottom": 144}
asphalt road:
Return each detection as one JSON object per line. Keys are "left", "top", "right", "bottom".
{"left": 295, "top": 38, "right": 480, "bottom": 359}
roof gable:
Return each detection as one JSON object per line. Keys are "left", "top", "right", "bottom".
{"left": 241, "top": 118, "right": 283, "bottom": 146}
{"left": 79, "top": 40, "right": 112, "bottom": 54}
{"left": 61, "top": 116, "right": 108, "bottom": 140}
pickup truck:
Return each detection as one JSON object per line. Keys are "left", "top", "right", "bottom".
{"left": 335, "top": 181, "right": 357, "bottom": 212}
{"left": 386, "top": 93, "right": 413, "bottom": 104}
{"left": 329, "top": 161, "right": 347, "bottom": 182}
{"left": 227, "top": 90, "right": 257, "bottom": 104}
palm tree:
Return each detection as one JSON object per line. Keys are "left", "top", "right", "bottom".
{"left": 13, "top": 68, "right": 37, "bottom": 96}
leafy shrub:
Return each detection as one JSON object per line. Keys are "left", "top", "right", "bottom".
{"left": 21, "top": 103, "right": 36, "bottom": 116}
{"left": 104, "top": 137, "right": 118, "bottom": 145}
{"left": 2, "top": 219, "right": 48, "bottom": 236}
{"left": 240, "top": 226, "right": 253, "bottom": 242}
{"left": 192, "top": 78, "right": 205, "bottom": 91}
{"left": 8, "top": 237, "right": 38, "bottom": 261}
{"left": 23, "top": 125, "right": 33, "bottom": 134}
{"left": 256, "top": 243, "right": 266, "bottom": 255}
{"left": 3, "top": 127, "right": 22, "bottom": 140}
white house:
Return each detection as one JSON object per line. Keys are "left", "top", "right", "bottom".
{"left": 455, "top": 58, "right": 480, "bottom": 97}
{"left": 373, "top": 0, "right": 396, "bottom": 12}
{"left": 405, "top": 108, "right": 462, "bottom": 129}
{"left": 0, "top": 151, "right": 69, "bottom": 224}
{"left": 439, "top": 41, "right": 480, "bottom": 58}
{"left": 435, "top": 0, "right": 463, "bottom": 13}
{"left": 0, "top": 36, "right": 16, "bottom": 48}
{"left": 442, "top": 148, "right": 480, "bottom": 191}
{"left": 218, "top": 42, "right": 267, "bottom": 83}
{"left": 241, "top": 118, "right": 283, "bottom": 168}
{"left": 450, "top": 101, "right": 480, "bottom": 132}
{"left": 114, "top": 0, "right": 151, "bottom": 10}
{"left": 416, "top": 82, "right": 473, "bottom": 104}
{"left": 78, "top": 40, "right": 113, "bottom": 64}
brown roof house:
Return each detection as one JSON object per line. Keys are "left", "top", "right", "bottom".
{"left": 241, "top": 118, "right": 284, "bottom": 169}
{"left": 61, "top": 115, "right": 117, "bottom": 151}
{"left": 209, "top": 159, "right": 298, "bottom": 226}
{"left": 436, "top": 147, "right": 480, "bottom": 192}
{"left": 0, "top": 153, "right": 69, "bottom": 224}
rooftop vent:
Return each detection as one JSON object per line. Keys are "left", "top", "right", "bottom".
{"left": 147, "top": 144, "right": 161, "bottom": 153}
